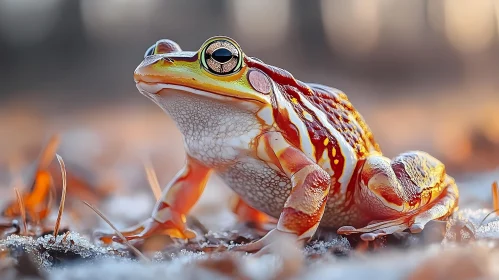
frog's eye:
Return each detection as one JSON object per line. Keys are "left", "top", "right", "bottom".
{"left": 144, "top": 45, "right": 156, "bottom": 58}
{"left": 201, "top": 39, "right": 242, "bottom": 75}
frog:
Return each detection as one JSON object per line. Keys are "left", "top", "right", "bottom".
{"left": 96, "top": 36, "right": 459, "bottom": 252}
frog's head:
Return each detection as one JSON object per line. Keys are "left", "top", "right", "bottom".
{"left": 134, "top": 36, "right": 321, "bottom": 143}
{"left": 134, "top": 36, "right": 276, "bottom": 116}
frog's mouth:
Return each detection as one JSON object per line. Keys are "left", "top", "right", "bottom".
{"left": 137, "top": 82, "right": 247, "bottom": 102}
{"left": 136, "top": 81, "right": 267, "bottom": 107}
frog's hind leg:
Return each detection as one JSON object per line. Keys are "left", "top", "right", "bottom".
{"left": 338, "top": 151, "right": 459, "bottom": 241}
{"left": 231, "top": 196, "right": 277, "bottom": 231}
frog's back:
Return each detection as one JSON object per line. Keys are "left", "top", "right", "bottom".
{"left": 305, "top": 83, "right": 380, "bottom": 157}
{"left": 245, "top": 58, "right": 380, "bottom": 158}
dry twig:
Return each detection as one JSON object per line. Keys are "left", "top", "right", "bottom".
{"left": 14, "top": 188, "right": 27, "bottom": 235}
{"left": 492, "top": 181, "right": 498, "bottom": 211}
{"left": 143, "top": 159, "right": 162, "bottom": 201}
{"left": 82, "top": 201, "right": 149, "bottom": 262}
{"left": 53, "top": 154, "right": 67, "bottom": 237}
{"left": 479, "top": 181, "right": 499, "bottom": 226}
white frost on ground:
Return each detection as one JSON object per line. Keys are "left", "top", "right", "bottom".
{"left": 47, "top": 243, "right": 499, "bottom": 280}
{"left": 2, "top": 171, "right": 499, "bottom": 280}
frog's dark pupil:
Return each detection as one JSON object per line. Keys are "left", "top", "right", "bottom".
{"left": 211, "top": 48, "right": 233, "bottom": 63}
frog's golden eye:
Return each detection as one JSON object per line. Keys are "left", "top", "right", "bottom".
{"left": 201, "top": 40, "right": 242, "bottom": 75}
{"left": 144, "top": 44, "right": 155, "bottom": 58}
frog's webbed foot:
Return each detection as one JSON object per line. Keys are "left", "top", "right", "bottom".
{"left": 94, "top": 217, "right": 196, "bottom": 244}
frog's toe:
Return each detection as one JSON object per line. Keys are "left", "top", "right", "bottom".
{"left": 339, "top": 214, "right": 446, "bottom": 240}
{"left": 409, "top": 222, "right": 425, "bottom": 233}
{"left": 231, "top": 237, "right": 267, "bottom": 253}
{"left": 338, "top": 216, "right": 410, "bottom": 240}
{"left": 95, "top": 217, "right": 196, "bottom": 244}
{"left": 94, "top": 226, "right": 145, "bottom": 244}
{"left": 359, "top": 223, "right": 411, "bottom": 241}
{"left": 230, "top": 228, "right": 302, "bottom": 253}
{"left": 359, "top": 231, "right": 386, "bottom": 241}
{"left": 337, "top": 226, "right": 356, "bottom": 234}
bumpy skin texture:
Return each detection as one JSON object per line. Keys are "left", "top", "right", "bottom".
{"left": 96, "top": 36, "right": 459, "bottom": 247}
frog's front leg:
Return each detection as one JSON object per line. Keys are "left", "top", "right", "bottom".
{"left": 96, "top": 156, "right": 212, "bottom": 243}
{"left": 232, "top": 132, "right": 331, "bottom": 253}
{"left": 338, "top": 151, "right": 459, "bottom": 241}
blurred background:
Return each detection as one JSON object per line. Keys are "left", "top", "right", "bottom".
{"left": 0, "top": 0, "right": 498, "bottom": 201}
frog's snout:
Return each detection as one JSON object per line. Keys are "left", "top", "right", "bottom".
{"left": 135, "top": 39, "right": 182, "bottom": 84}
{"left": 133, "top": 56, "right": 173, "bottom": 84}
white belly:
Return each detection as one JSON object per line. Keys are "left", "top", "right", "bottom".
{"left": 216, "top": 157, "right": 291, "bottom": 218}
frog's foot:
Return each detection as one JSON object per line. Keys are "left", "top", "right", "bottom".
{"left": 338, "top": 217, "right": 411, "bottom": 241}
{"left": 231, "top": 196, "right": 277, "bottom": 232}
{"left": 341, "top": 152, "right": 459, "bottom": 241}
{"left": 230, "top": 229, "right": 303, "bottom": 255}
{"left": 338, "top": 179, "right": 458, "bottom": 241}
{"left": 95, "top": 157, "right": 212, "bottom": 244}
{"left": 94, "top": 217, "right": 196, "bottom": 244}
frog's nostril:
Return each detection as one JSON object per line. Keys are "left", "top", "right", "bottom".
{"left": 161, "top": 57, "right": 174, "bottom": 63}
{"left": 137, "top": 56, "right": 162, "bottom": 68}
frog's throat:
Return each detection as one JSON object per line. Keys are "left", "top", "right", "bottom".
{"left": 136, "top": 82, "right": 265, "bottom": 105}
